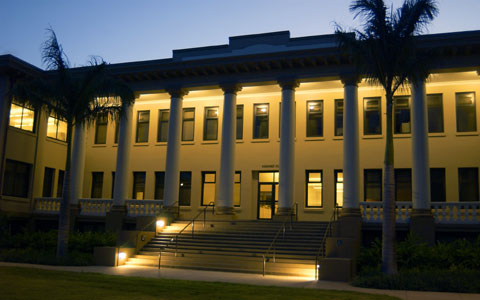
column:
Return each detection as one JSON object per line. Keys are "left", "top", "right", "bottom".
{"left": 217, "top": 84, "right": 241, "bottom": 215}
{"left": 163, "top": 88, "right": 188, "bottom": 210}
{"left": 113, "top": 102, "right": 134, "bottom": 206}
{"left": 0, "top": 76, "right": 10, "bottom": 194}
{"left": 70, "top": 123, "right": 86, "bottom": 204}
{"left": 277, "top": 80, "right": 298, "bottom": 215}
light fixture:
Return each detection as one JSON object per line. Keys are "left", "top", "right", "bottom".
{"left": 118, "top": 252, "right": 127, "bottom": 260}
{"left": 156, "top": 219, "right": 165, "bottom": 228}
{"left": 261, "top": 108, "right": 267, "bottom": 113}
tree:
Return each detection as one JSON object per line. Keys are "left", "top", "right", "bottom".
{"left": 12, "top": 29, "right": 134, "bottom": 258}
{"left": 335, "top": 0, "right": 438, "bottom": 274}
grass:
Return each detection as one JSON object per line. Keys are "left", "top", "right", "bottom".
{"left": 0, "top": 266, "right": 398, "bottom": 300}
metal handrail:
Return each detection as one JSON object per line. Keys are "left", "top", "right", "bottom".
{"left": 262, "top": 202, "right": 298, "bottom": 276}
{"left": 158, "top": 202, "right": 215, "bottom": 270}
{"left": 314, "top": 205, "right": 339, "bottom": 280}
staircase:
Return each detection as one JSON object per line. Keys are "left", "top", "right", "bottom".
{"left": 125, "top": 220, "right": 328, "bottom": 277}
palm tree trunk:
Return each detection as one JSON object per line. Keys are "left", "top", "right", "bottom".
{"left": 381, "top": 94, "right": 397, "bottom": 275}
{"left": 57, "top": 122, "right": 73, "bottom": 258}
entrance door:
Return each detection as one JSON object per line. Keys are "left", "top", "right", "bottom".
{"left": 258, "top": 172, "right": 279, "bottom": 219}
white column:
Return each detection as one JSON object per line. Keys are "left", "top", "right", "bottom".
{"left": 163, "top": 89, "right": 187, "bottom": 208}
{"left": 277, "top": 80, "right": 298, "bottom": 215}
{"left": 217, "top": 85, "right": 241, "bottom": 214}
{"left": 342, "top": 77, "right": 360, "bottom": 211}
{"left": 113, "top": 102, "right": 134, "bottom": 206}
{"left": 70, "top": 124, "right": 86, "bottom": 204}
{"left": 411, "top": 80, "right": 430, "bottom": 210}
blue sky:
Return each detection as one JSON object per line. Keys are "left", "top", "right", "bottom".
{"left": 1, "top": 0, "right": 479, "bottom": 69}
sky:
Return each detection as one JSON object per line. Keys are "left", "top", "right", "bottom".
{"left": 1, "top": 0, "right": 479, "bottom": 69}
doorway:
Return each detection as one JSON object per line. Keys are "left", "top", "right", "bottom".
{"left": 257, "top": 171, "right": 279, "bottom": 219}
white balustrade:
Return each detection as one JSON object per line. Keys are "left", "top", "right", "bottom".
{"left": 432, "top": 202, "right": 480, "bottom": 224}
{"left": 125, "top": 200, "right": 163, "bottom": 217}
{"left": 34, "top": 197, "right": 61, "bottom": 214}
{"left": 79, "top": 198, "right": 113, "bottom": 216}
{"left": 360, "top": 202, "right": 412, "bottom": 223}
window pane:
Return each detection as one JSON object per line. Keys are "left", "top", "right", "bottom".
{"left": 204, "top": 107, "right": 218, "bottom": 141}
{"left": 91, "top": 172, "right": 104, "bottom": 198}
{"left": 179, "top": 171, "right": 191, "bottom": 206}
{"left": 155, "top": 172, "right": 165, "bottom": 200}
{"left": 307, "top": 101, "right": 323, "bottom": 137}
{"left": 395, "top": 169, "right": 412, "bottom": 201}
{"left": 9, "top": 103, "right": 24, "bottom": 129}
{"left": 364, "top": 98, "right": 381, "bottom": 135}
{"left": 335, "top": 170, "right": 343, "bottom": 207}
{"left": 42, "top": 167, "right": 55, "bottom": 197}
{"left": 236, "top": 105, "right": 243, "bottom": 140}
{"left": 157, "top": 110, "right": 169, "bottom": 142}
{"left": 394, "top": 96, "right": 411, "bottom": 134}
{"left": 234, "top": 171, "right": 241, "bottom": 207}
{"left": 364, "top": 169, "right": 382, "bottom": 201}
{"left": 57, "top": 170, "right": 65, "bottom": 198}
{"left": 47, "top": 117, "right": 58, "bottom": 139}
{"left": 427, "top": 94, "right": 444, "bottom": 133}
{"left": 21, "top": 107, "right": 35, "bottom": 132}
{"left": 95, "top": 115, "right": 108, "bottom": 144}
{"left": 204, "top": 173, "right": 215, "bottom": 182}
{"left": 202, "top": 172, "right": 216, "bottom": 205}
{"left": 2, "top": 159, "right": 31, "bottom": 198}
{"left": 456, "top": 92, "right": 477, "bottom": 132}
{"left": 306, "top": 170, "right": 322, "bottom": 207}
{"left": 136, "top": 111, "right": 150, "bottom": 143}
{"left": 458, "top": 168, "right": 479, "bottom": 202}
{"left": 9, "top": 103, "right": 35, "bottom": 132}
{"left": 335, "top": 99, "right": 343, "bottom": 136}
{"left": 182, "top": 108, "right": 195, "bottom": 141}
{"left": 253, "top": 104, "right": 269, "bottom": 139}
{"left": 259, "top": 172, "right": 274, "bottom": 183}
{"left": 430, "top": 168, "right": 445, "bottom": 202}
{"left": 114, "top": 119, "right": 120, "bottom": 144}
{"left": 133, "top": 172, "right": 146, "bottom": 200}
{"left": 57, "top": 120, "right": 67, "bottom": 141}
{"left": 308, "top": 172, "right": 321, "bottom": 182}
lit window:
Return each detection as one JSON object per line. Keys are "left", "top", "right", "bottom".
{"left": 334, "top": 99, "right": 344, "bottom": 137}
{"left": 253, "top": 104, "right": 269, "bottom": 139}
{"left": 236, "top": 105, "right": 243, "bottom": 140}
{"left": 179, "top": 171, "right": 192, "bottom": 206}
{"left": 456, "top": 92, "right": 477, "bottom": 132}
{"left": 363, "top": 98, "right": 381, "bottom": 135}
{"left": 182, "top": 108, "right": 195, "bottom": 141}
{"left": 204, "top": 107, "right": 219, "bottom": 141}
{"left": 2, "top": 159, "right": 31, "bottom": 198}
{"left": 430, "top": 168, "right": 445, "bottom": 202}
{"left": 234, "top": 171, "right": 241, "bottom": 207}
{"left": 132, "top": 172, "right": 146, "bottom": 200}
{"left": 334, "top": 170, "right": 343, "bottom": 207}
{"left": 394, "top": 96, "right": 411, "bottom": 134}
{"left": 427, "top": 94, "right": 444, "bottom": 133}
{"left": 94, "top": 114, "right": 108, "bottom": 144}
{"left": 91, "top": 172, "right": 104, "bottom": 198}
{"left": 136, "top": 111, "right": 150, "bottom": 143}
{"left": 42, "top": 167, "right": 55, "bottom": 197}
{"left": 9, "top": 102, "right": 35, "bottom": 132}
{"left": 201, "top": 171, "right": 216, "bottom": 206}
{"left": 155, "top": 171, "right": 165, "bottom": 200}
{"left": 395, "top": 169, "right": 411, "bottom": 201}
{"left": 47, "top": 115, "right": 67, "bottom": 141}
{"left": 306, "top": 171, "right": 322, "bottom": 207}
{"left": 157, "top": 110, "right": 169, "bottom": 142}
{"left": 364, "top": 169, "right": 382, "bottom": 202}
{"left": 306, "top": 101, "right": 323, "bottom": 137}
{"left": 458, "top": 168, "right": 479, "bottom": 202}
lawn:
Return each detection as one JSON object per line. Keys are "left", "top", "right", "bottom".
{"left": 0, "top": 266, "right": 398, "bottom": 300}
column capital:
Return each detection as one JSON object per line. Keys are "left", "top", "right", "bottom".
{"left": 166, "top": 87, "right": 189, "bottom": 99}
{"left": 277, "top": 78, "right": 299, "bottom": 91}
{"left": 340, "top": 74, "right": 362, "bottom": 86}
{"left": 220, "top": 83, "right": 242, "bottom": 95}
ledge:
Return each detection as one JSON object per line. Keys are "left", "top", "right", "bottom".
{"left": 133, "top": 143, "right": 149, "bottom": 147}
{"left": 393, "top": 134, "right": 411, "bottom": 139}
{"left": 251, "top": 139, "right": 270, "bottom": 143}
{"left": 92, "top": 144, "right": 107, "bottom": 148}
{"left": 201, "top": 140, "right": 219, "bottom": 145}
{"left": 362, "top": 134, "right": 383, "bottom": 139}
{"left": 304, "top": 137, "right": 325, "bottom": 142}
{"left": 332, "top": 136, "right": 343, "bottom": 141}
{"left": 455, "top": 132, "right": 479, "bottom": 136}
{"left": 46, "top": 137, "right": 67, "bottom": 145}
{"left": 428, "top": 132, "right": 446, "bottom": 137}
{"left": 181, "top": 141, "right": 195, "bottom": 145}
{"left": 155, "top": 142, "right": 168, "bottom": 146}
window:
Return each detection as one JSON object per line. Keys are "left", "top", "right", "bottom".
{"left": 306, "top": 100, "right": 323, "bottom": 137}
{"left": 155, "top": 171, "right": 165, "bottom": 200}
{"left": 91, "top": 172, "right": 104, "bottom": 198}
{"left": 364, "top": 169, "right": 382, "bottom": 202}
{"left": 202, "top": 171, "right": 216, "bottom": 206}
{"left": 456, "top": 92, "right": 477, "bottom": 132}
{"left": 306, "top": 170, "right": 322, "bottom": 207}
{"left": 2, "top": 159, "right": 31, "bottom": 198}
{"left": 364, "top": 97, "right": 381, "bottom": 135}
{"left": 253, "top": 104, "right": 269, "bottom": 139}
{"left": 395, "top": 169, "right": 412, "bottom": 202}
{"left": 430, "top": 168, "right": 446, "bottom": 202}
{"left": 42, "top": 167, "right": 55, "bottom": 197}
{"left": 427, "top": 94, "right": 444, "bottom": 133}
{"left": 111, "top": 172, "right": 115, "bottom": 198}
{"left": 335, "top": 99, "right": 344, "bottom": 137}
{"left": 394, "top": 96, "right": 411, "bottom": 134}
{"left": 114, "top": 119, "right": 120, "bottom": 144}
{"left": 234, "top": 171, "right": 241, "bottom": 207}
{"left": 94, "top": 114, "right": 108, "bottom": 144}
{"left": 179, "top": 171, "right": 192, "bottom": 206}
{"left": 157, "top": 109, "right": 169, "bottom": 142}
{"left": 458, "top": 168, "right": 479, "bottom": 202}
{"left": 182, "top": 108, "right": 195, "bottom": 141}
{"left": 132, "top": 172, "right": 146, "bottom": 200}
{"left": 204, "top": 107, "right": 219, "bottom": 141}
{"left": 57, "top": 170, "right": 65, "bottom": 198}
{"left": 47, "top": 116, "right": 67, "bottom": 141}
{"left": 236, "top": 105, "right": 244, "bottom": 140}
{"left": 334, "top": 170, "right": 343, "bottom": 207}
{"left": 136, "top": 111, "right": 150, "bottom": 143}
{"left": 9, "top": 102, "right": 35, "bottom": 132}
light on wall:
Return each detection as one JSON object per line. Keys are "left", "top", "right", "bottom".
{"left": 118, "top": 252, "right": 127, "bottom": 260}
{"left": 156, "top": 219, "right": 165, "bottom": 229}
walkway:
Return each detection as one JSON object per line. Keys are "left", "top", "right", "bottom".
{"left": 1, "top": 262, "right": 479, "bottom": 300}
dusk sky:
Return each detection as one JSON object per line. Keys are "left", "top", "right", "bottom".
{"left": 1, "top": 0, "right": 479, "bottom": 69}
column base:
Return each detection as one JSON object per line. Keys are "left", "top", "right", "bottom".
{"left": 334, "top": 208, "right": 362, "bottom": 241}
{"left": 410, "top": 208, "right": 435, "bottom": 245}
{"left": 105, "top": 205, "right": 127, "bottom": 232}
{"left": 215, "top": 206, "right": 235, "bottom": 215}
{"left": 276, "top": 207, "right": 294, "bottom": 216}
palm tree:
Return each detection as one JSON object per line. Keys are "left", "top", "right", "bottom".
{"left": 12, "top": 29, "right": 134, "bottom": 258}
{"left": 335, "top": 0, "right": 438, "bottom": 274}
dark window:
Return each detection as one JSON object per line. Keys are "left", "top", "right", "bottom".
{"left": 253, "top": 104, "right": 269, "bottom": 139}
{"left": 394, "top": 96, "right": 411, "bottom": 134}
{"left": 234, "top": 171, "right": 241, "bottom": 207}
{"left": 157, "top": 109, "right": 169, "bottom": 142}
{"left": 179, "top": 171, "right": 191, "bottom": 206}
{"left": 427, "top": 94, "right": 444, "bottom": 133}
{"left": 334, "top": 170, "right": 343, "bottom": 207}
{"left": 335, "top": 99, "right": 344, "bottom": 137}
{"left": 155, "top": 171, "right": 165, "bottom": 200}
{"left": 95, "top": 114, "right": 108, "bottom": 144}
{"left": 306, "top": 170, "right": 322, "bottom": 207}
{"left": 2, "top": 159, "right": 31, "bottom": 198}
{"left": 201, "top": 171, "right": 216, "bottom": 206}
{"left": 136, "top": 111, "right": 150, "bottom": 143}
{"left": 364, "top": 169, "right": 382, "bottom": 202}
{"left": 114, "top": 119, "right": 120, "bottom": 144}
{"left": 306, "top": 100, "right": 323, "bottom": 137}
{"left": 132, "top": 172, "right": 146, "bottom": 200}
{"left": 9, "top": 102, "right": 35, "bottom": 132}
{"left": 111, "top": 172, "right": 115, "bottom": 199}
{"left": 458, "top": 168, "right": 479, "bottom": 202}
{"left": 364, "top": 97, "right": 381, "bottom": 135}
{"left": 203, "top": 107, "right": 219, "bottom": 141}
{"left": 57, "top": 170, "right": 65, "bottom": 198}
{"left": 182, "top": 108, "right": 195, "bottom": 141}
{"left": 42, "top": 167, "right": 55, "bottom": 197}
{"left": 236, "top": 105, "right": 244, "bottom": 140}
{"left": 395, "top": 169, "right": 412, "bottom": 201}
{"left": 91, "top": 172, "right": 104, "bottom": 198}
{"left": 430, "top": 168, "right": 446, "bottom": 202}
{"left": 456, "top": 92, "right": 477, "bottom": 132}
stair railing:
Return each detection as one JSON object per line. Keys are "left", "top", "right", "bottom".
{"left": 314, "top": 204, "right": 339, "bottom": 280}
{"left": 262, "top": 202, "right": 297, "bottom": 276}
{"left": 158, "top": 202, "right": 215, "bottom": 270}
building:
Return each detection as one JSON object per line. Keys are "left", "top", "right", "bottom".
{"left": 0, "top": 30, "right": 479, "bottom": 237}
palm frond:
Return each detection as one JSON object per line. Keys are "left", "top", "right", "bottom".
{"left": 42, "top": 27, "right": 70, "bottom": 71}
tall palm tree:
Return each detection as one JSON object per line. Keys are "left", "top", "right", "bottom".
{"left": 335, "top": 0, "right": 438, "bottom": 274}
{"left": 12, "top": 29, "right": 134, "bottom": 258}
